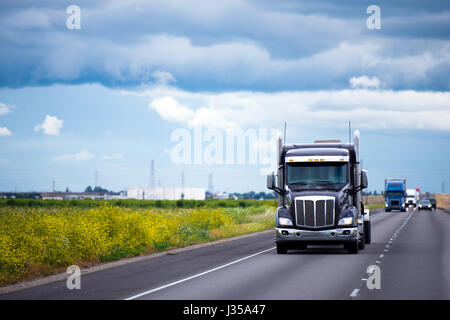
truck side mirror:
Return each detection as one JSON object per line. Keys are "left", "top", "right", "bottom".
{"left": 361, "top": 170, "right": 368, "bottom": 189}
{"left": 267, "top": 172, "right": 275, "bottom": 190}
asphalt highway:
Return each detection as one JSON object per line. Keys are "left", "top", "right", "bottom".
{"left": 1, "top": 207, "right": 449, "bottom": 300}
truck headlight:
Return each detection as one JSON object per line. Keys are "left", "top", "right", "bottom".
{"left": 385, "top": 203, "right": 388, "bottom": 207}
{"left": 402, "top": 203, "right": 405, "bottom": 207}
{"left": 413, "top": 200, "right": 416, "bottom": 203}
{"left": 338, "top": 217, "right": 353, "bottom": 226}
{"left": 278, "top": 217, "right": 293, "bottom": 226}
{"left": 428, "top": 205, "right": 431, "bottom": 208}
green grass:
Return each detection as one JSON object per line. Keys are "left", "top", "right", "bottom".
{"left": 0, "top": 198, "right": 276, "bottom": 210}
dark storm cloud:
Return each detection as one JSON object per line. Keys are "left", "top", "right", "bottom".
{"left": 0, "top": 0, "right": 449, "bottom": 90}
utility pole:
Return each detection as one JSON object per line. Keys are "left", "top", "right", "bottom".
{"left": 443, "top": 181, "right": 445, "bottom": 193}
{"left": 52, "top": 179, "right": 55, "bottom": 197}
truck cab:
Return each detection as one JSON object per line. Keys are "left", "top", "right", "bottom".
{"left": 405, "top": 189, "right": 418, "bottom": 207}
{"left": 267, "top": 130, "right": 370, "bottom": 254}
{"left": 384, "top": 179, "right": 406, "bottom": 212}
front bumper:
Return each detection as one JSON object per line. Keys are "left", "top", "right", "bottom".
{"left": 274, "top": 227, "right": 358, "bottom": 244}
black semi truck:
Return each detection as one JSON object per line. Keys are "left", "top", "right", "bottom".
{"left": 267, "top": 130, "right": 371, "bottom": 254}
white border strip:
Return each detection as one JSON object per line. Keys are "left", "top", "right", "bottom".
{"left": 124, "top": 247, "right": 275, "bottom": 300}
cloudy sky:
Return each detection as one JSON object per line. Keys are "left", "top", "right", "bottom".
{"left": 0, "top": 0, "right": 449, "bottom": 193}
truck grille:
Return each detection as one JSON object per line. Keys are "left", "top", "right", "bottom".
{"left": 391, "top": 200, "right": 399, "bottom": 206}
{"left": 295, "top": 197, "right": 335, "bottom": 228}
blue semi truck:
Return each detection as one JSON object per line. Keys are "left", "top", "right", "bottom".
{"left": 384, "top": 179, "right": 406, "bottom": 212}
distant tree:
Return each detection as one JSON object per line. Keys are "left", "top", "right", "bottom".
{"left": 93, "top": 186, "right": 109, "bottom": 193}
{"left": 84, "top": 186, "right": 93, "bottom": 193}
{"left": 65, "top": 187, "right": 70, "bottom": 193}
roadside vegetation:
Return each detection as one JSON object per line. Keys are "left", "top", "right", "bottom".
{"left": 0, "top": 199, "right": 275, "bottom": 286}
{"left": 364, "top": 203, "right": 384, "bottom": 210}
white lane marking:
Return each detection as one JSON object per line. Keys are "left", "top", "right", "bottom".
{"left": 350, "top": 288, "right": 360, "bottom": 297}
{"left": 124, "top": 247, "right": 276, "bottom": 300}
{"left": 350, "top": 210, "right": 414, "bottom": 299}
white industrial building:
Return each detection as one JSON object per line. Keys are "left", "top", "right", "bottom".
{"left": 127, "top": 187, "right": 206, "bottom": 200}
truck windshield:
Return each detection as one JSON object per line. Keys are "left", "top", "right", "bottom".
{"left": 286, "top": 162, "right": 348, "bottom": 190}
{"left": 386, "top": 191, "right": 405, "bottom": 197}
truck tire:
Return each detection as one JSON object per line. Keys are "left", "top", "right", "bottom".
{"left": 358, "top": 232, "right": 365, "bottom": 250}
{"left": 345, "top": 241, "right": 358, "bottom": 254}
{"left": 364, "top": 221, "right": 371, "bottom": 244}
{"left": 385, "top": 209, "right": 390, "bottom": 212}
{"left": 276, "top": 243, "right": 287, "bottom": 254}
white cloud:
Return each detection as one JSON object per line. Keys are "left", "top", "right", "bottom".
{"left": 152, "top": 70, "right": 176, "bottom": 85}
{"left": 0, "top": 103, "right": 15, "bottom": 116}
{"left": 149, "top": 96, "right": 195, "bottom": 123}
{"left": 101, "top": 153, "right": 123, "bottom": 160}
{"left": 137, "top": 86, "right": 450, "bottom": 132}
{"left": 350, "top": 76, "right": 382, "bottom": 89}
{"left": 0, "top": 127, "right": 12, "bottom": 136}
{"left": 34, "top": 115, "right": 63, "bottom": 135}
{"left": 53, "top": 150, "right": 95, "bottom": 162}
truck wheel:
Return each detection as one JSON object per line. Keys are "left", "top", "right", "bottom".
{"left": 276, "top": 243, "right": 287, "bottom": 254}
{"left": 358, "top": 232, "right": 365, "bottom": 250}
{"left": 364, "top": 221, "right": 371, "bottom": 244}
{"left": 345, "top": 241, "right": 358, "bottom": 254}
{"left": 385, "top": 209, "right": 390, "bottom": 212}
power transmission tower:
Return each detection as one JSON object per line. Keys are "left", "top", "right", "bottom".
{"left": 208, "top": 173, "right": 213, "bottom": 193}
{"left": 150, "top": 159, "right": 155, "bottom": 188}
{"left": 181, "top": 172, "right": 185, "bottom": 188}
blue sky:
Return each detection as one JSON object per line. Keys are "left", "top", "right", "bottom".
{"left": 0, "top": 0, "right": 449, "bottom": 193}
